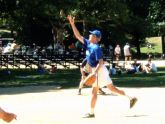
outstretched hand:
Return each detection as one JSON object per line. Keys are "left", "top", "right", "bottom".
{"left": 67, "top": 15, "right": 83, "bottom": 43}
{"left": 67, "top": 15, "right": 75, "bottom": 25}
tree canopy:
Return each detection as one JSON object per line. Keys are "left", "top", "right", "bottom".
{"left": 0, "top": 0, "right": 164, "bottom": 54}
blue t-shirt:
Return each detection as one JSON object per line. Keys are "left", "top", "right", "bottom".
{"left": 83, "top": 38, "right": 103, "bottom": 67}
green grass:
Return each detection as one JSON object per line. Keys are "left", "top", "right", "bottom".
{"left": 0, "top": 67, "right": 165, "bottom": 88}
{"left": 113, "top": 72, "right": 165, "bottom": 87}
{"left": 140, "top": 37, "right": 162, "bottom": 58}
{"left": 0, "top": 69, "right": 80, "bottom": 88}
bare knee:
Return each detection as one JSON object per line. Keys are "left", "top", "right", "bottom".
{"left": 92, "top": 87, "right": 98, "bottom": 96}
{"left": 107, "top": 84, "right": 125, "bottom": 96}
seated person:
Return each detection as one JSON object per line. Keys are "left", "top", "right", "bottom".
{"left": 124, "top": 62, "right": 136, "bottom": 74}
{"left": 10, "top": 40, "right": 18, "bottom": 52}
{"left": 48, "top": 65, "right": 56, "bottom": 74}
{"left": 109, "top": 63, "right": 117, "bottom": 75}
{"left": 142, "top": 58, "right": 157, "bottom": 73}
{"left": 36, "top": 64, "right": 47, "bottom": 74}
{"left": 3, "top": 43, "right": 12, "bottom": 54}
{"left": 132, "top": 59, "right": 141, "bottom": 73}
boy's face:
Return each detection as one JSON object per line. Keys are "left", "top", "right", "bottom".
{"left": 89, "top": 34, "right": 101, "bottom": 43}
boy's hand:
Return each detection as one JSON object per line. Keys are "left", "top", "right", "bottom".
{"left": 67, "top": 15, "right": 75, "bottom": 25}
{"left": 81, "top": 75, "right": 86, "bottom": 80}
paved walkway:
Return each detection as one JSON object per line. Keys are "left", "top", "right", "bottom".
{"left": 112, "top": 60, "right": 165, "bottom": 67}
{"left": 134, "top": 60, "right": 165, "bottom": 67}
{"left": 0, "top": 86, "right": 165, "bottom": 124}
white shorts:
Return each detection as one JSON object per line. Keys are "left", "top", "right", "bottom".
{"left": 92, "top": 64, "right": 113, "bottom": 88}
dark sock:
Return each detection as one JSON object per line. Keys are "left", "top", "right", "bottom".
{"left": 78, "top": 88, "right": 81, "bottom": 94}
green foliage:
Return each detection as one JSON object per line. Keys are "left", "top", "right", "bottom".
{"left": 147, "top": 0, "right": 165, "bottom": 36}
{"left": 0, "top": 0, "right": 164, "bottom": 50}
{"left": 147, "top": 0, "right": 165, "bottom": 22}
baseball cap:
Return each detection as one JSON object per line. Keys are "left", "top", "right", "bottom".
{"left": 89, "top": 30, "right": 102, "bottom": 38}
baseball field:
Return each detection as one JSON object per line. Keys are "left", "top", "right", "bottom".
{"left": 0, "top": 86, "right": 165, "bottom": 124}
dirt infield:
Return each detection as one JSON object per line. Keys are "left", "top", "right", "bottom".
{"left": 0, "top": 86, "right": 165, "bottom": 124}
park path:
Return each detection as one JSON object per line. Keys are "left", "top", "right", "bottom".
{"left": 113, "top": 60, "right": 165, "bottom": 67}
{"left": 0, "top": 86, "right": 165, "bottom": 124}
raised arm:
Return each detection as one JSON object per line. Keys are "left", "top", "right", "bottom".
{"left": 67, "top": 15, "right": 84, "bottom": 44}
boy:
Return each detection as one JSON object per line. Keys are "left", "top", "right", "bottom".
{"left": 68, "top": 15, "right": 137, "bottom": 118}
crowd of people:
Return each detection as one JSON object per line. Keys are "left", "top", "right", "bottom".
{"left": 36, "top": 63, "right": 56, "bottom": 74}
{"left": 0, "top": 40, "right": 80, "bottom": 57}
{"left": 109, "top": 58, "right": 158, "bottom": 75}
{"left": 109, "top": 42, "right": 158, "bottom": 75}
{"left": 0, "top": 40, "right": 19, "bottom": 54}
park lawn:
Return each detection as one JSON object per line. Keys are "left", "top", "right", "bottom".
{"left": 0, "top": 69, "right": 80, "bottom": 88}
{"left": 113, "top": 72, "right": 165, "bottom": 87}
{"left": 0, "top": 67, "right": 165, "bottom": 88}
{"left": 140, "top": 37, "right": 162, "bottom": 58}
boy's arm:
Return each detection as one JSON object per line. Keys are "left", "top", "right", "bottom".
{"left": 67, "top": 15, "right": 84, "bottom": 44}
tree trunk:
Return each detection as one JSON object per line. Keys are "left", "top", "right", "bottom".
{"left": 136, "top": 42, "right": 141, "bottom": 59}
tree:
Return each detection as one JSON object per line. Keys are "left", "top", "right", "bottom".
{"left": 147, "top": 0, "right": 165, "bottom": 54}
{"left": 1, "top": 0, "right": 163, "bottom": 55}
{"left": 0, "top": 0, "right": 80, "bottom": 46}
{"left": 66, "top": 0, "right": 131, "bottom": 48}
{"left": 124, "top": 0, "right": 151, "bottom": 57}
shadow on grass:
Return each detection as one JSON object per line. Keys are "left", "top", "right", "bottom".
{"left": 0, "top": 68, "right": 165, "bottom": 95}
{"left": 0, "top": 69, "right": 80, "bottom": 94}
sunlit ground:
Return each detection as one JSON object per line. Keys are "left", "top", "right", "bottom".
{"left": 0, "top": 86, "right": 165, "bottom": 124}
